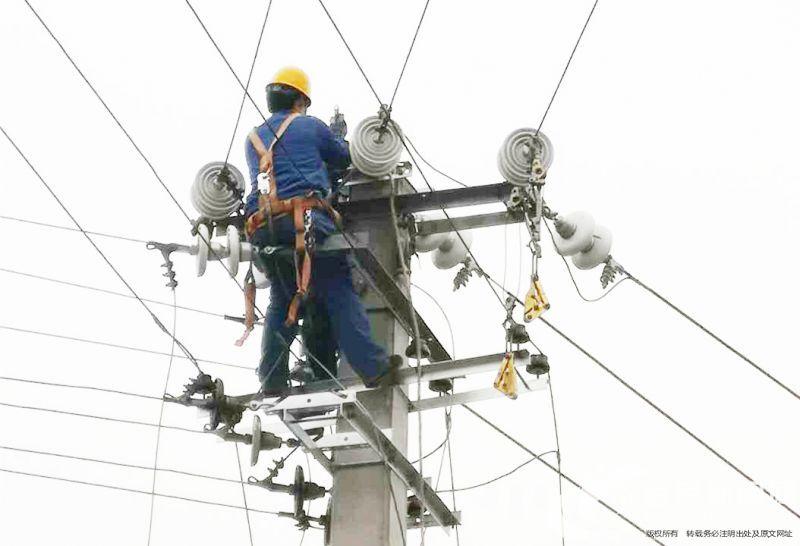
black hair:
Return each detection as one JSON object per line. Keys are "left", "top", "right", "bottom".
{"left": 266, "top": 84, "right": 305, "bottom": 113}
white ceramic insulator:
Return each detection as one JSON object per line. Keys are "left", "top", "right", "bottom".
{"left": 250, "top": 415, "right": 262, "bottom": 466}
{"left": 553, "top": 211, "right": 596, "bottom": 256}
{"left": 433, "top": 231, "right": 473, "bottom": 270}
{"left": 415, "top": 232, "right": 449, "bottom": 253}
{"left": 497, "top": 128, "right": 554, "bottom": 186}
{"left": 195, "top": 224, "right": 210, "bottom": 277}
{"left": 350, "top": 116, "right": 403, "bottom": 177}
{"left": 572, "top": 225, "right": 612, "bottom": 270}
{"left": 191, "top": 162, "right": 245, "bottom": 220}
{"left": 226, "top": 225, "right": 241, "bottom": 277}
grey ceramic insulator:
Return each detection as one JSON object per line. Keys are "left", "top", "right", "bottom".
{"left": 497, "top": 128, "right": 554, "bottom": 186}
{"left": 350, "top": 116, "right": 404, "bottom": 178}
{"left": 191, "top": 162, "right": 245, "bottom": 219}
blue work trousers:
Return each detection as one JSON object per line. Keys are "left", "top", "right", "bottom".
{"left": 251, "top": 216, "right": 387, "bottom": 390}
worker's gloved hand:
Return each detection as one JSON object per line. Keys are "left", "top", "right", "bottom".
{"left": 330, "top": 108, "right": 347, "bottom": 139}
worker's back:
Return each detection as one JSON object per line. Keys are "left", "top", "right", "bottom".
{"left": 244, "top": 109, "right": 349, "bottom": 218}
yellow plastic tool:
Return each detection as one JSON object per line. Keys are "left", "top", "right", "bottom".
{"left": 523, "top": 279, "right": 550, "bottom": 322}
{"left": 493, "top": 352, "right": 518, "bottom": 399}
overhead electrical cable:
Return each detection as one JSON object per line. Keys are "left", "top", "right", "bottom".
{"left": 535, "top": 0, "right": 599, "bottom": 136}
{"left": 235, "top": 443, "right": 256, "bottom": 546}
{"left": 403, "top": 137, "right": 469, "bottom": 189}
{"left": 620, "top": 270, "right": 800, "bottom": 403}
{"left": 461, "top": 405, "right": 665, "bottom": 545}
{"left": 146, "top": 291, "right": 179, "bottom": 546}
{"left": 389, "top": 0, "right": 433, "bottom": 109}
{"left": 538, "top": 317, "right": 800, "bottom": 519}
{"left": 22, "top": 0, "right": 256, "bottom": 305}
{"left": 0, "top": 400, "right": 203, "bottom": 435}
{"left": 0, "top": 214, "right": 149, "bottom": 244}
{"left": 314, "top": 0, "right": 384, "bottom": 106}
{"left": 0, "top": 376, "right": 161, "bottom": 401}
{"left": 0, "top": 467, "right": 281, "bottom": 516}
{"left": 0, "top": 267, "right": 227, "bottom": 320}
{"left": 548, "top": 375, "right": 567, "bottom": 546}
{"left": 437, "top": 450, "right": 558, "bottom": 493}
{"left": 223, "top": 0, "right": 273, "bottom": 166}
{"left": 0, "top": 124, "right": 204, "bottom": 374}
{"left": 0, "top": 444, "right": 254, "bottom": 486}
{"left": 0, "top": 324, "right": 251, "bottom": 371}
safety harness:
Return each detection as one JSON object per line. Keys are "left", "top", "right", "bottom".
{"left": 239, "top": 112, "right": 342, "bottom": 340}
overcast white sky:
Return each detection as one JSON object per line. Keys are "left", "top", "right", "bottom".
{"left": 1, "top": 1, "right": 799, "bottom": 545}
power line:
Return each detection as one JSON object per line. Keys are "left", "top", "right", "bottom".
{"left": 0, "top": 375, "right": 161, "bottom": 401}
{"left": 535, "top": 0, "right": 599, "bottom": 135}
{"left": 548, "top": 375, "right": 567, "bottom": 546}
{"left": 223, "top": 0, "right": 273, "bottom": 166}
{"left": 538, "top": 317, "right": 800, "bottom": 520}
{"left": 0, "top": 324, "right": 251, "bottom": 371}
{"left": 460, "top": 404, "right": 664, "bottom": 545}
{"left": 146, "top": 290, "right": 179, "bottom": 546}
{"left": 438, "top": 450, "right": 558, "bottom": 493}
{"left": 0, "top": 124, "right": 204, "bottom": 374}
{"left": 389, "top": 0, "right": 433, "bottom": 109}
{"left": 21, "top": 0, "right": 190, "bottom": 226}
{"left": 0, "top": 266, "right": 228, "bottom": 320}
{"left": 0, "top": 445, "right": 247, "bottom": 486}
{"left": 315, "top": 0, "right": 384, "bottom": 107}
{"left": 621, "top": 271, "right": 800, "bottom": 403}
{"left": 0, "top": 401, "right": 202, "bottom": 435}
{"left": 0, "top": 467, "right": 281, "bottom": 516}
{"left": 0, "top": 214, "right": 149, "bottom": 244}
{"left": 404, "top": 136, "right": 468, "bottom": 189}
{"left": 23, "top": 0, "right": 257, "bottom": 310}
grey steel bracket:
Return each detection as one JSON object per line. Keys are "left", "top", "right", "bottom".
{"left": 352, "top": 246, "right": 451, "bottom": 362}
{"left": 338, "top": 182, "right": 514, "bottom": 219}
{"left": 415, "top": 210, "right": 525, "bottom": 236}
{"left": 341, "top": 402, "right": 460, "bottom": 530}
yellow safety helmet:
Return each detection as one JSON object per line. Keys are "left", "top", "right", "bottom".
{"left": 270, "top": 66, "right": 311, "bottom": 105}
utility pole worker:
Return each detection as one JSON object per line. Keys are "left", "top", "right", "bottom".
{"left": 244, "top": 66, "right": 399, "bottom": 394}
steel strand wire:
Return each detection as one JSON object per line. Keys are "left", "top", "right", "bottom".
{"left": 0, "top": 467, "right": 281, "bottom": 516}
{"left": 0, "top": 324, "right": 251, "bottom": 371}
{"left": 460, "top": 404, "right": 665, "bottom": 546}
{"left": 146, "top": 290, "right": 179, "bottom": 546}
{"left": 23, "top": 0, "right": 260, "bottom": 318}
{"left": 538, "top": 317, "right": 800, "bottom": 520}
{"left": 0, "top": 124, "right": 204, "bottom": 375}
{"left": 223, "top": 0, "right": 273, "bottom": 167}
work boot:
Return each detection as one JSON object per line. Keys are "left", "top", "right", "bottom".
{"left": 363, "top": 355, "right": 403, "bottom": 389}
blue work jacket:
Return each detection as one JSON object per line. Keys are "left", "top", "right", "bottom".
{"left": 244, "top": 110, "right": 350, "bottom": 222}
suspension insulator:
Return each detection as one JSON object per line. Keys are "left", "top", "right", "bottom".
{"left": 350, "top": 116, "right": 404, "bottom": 177}
{"left": 497, "top": 128, "right": 554, "bottom": 186}
{"left": 572, "top": 225, "right": 612, "bottom": 270}
{"left": 191, "top": 162, "right": 245, "bottom": 219}
{"left": 432, "top": 231, "right": 473, "bottom": 270}
{"left": 552, "top": 211, "right": 596, "bottom": 256}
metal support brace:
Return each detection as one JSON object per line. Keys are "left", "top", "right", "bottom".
{"left": 282, "top": 411, "right": 334, "bottom": 474}
{"left": 341, "top": 402, "right": 460, "bottom": 530}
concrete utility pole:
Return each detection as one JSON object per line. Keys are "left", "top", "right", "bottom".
{"left": 327, "top": 176, "right": 413, "bottom": 546}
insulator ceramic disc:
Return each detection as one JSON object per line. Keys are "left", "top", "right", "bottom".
{"left": 226, "top": 225, "right": 240, "bottom": 277}
{"left": 432, "top": 231, "right": 473, "bottom": 270}
{"left": 250, "top": 415, "right": 262, "bottom": 466}
{"left": 572, "top": 225, "right": 612, "bottom": 270}
{"left": 195, "top": 224, "right": 210, "bottom": 277}
{"left": 415, "top": 232, "right": 449, "bottom": 253}
{"left": 497, "top": 128, "right": 554, "bottom": 186}
{"left": 191, "top": 162, "right": 245, "bottom": 220}
{"left": 553, "top": 211, "right": 595, "bottom": 256}
{"left": 350, "top": 116, "right": 403, "bottom": 177}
